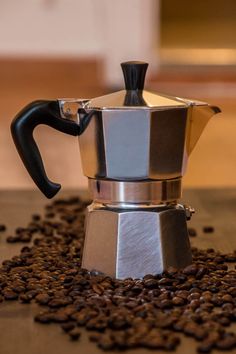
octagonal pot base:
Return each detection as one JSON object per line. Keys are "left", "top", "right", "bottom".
{"left": 82, "top": 204, "right": 192, "bottom": 279}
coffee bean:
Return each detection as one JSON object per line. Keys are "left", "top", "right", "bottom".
{"left": 159, "top": 299, "right": 173, "bottom": 309}
{"left": 188, "top": 227, "right": 197, "bottom": 237}
{"left": 194, "top": 328, "right": 208, "bottom": 341}
{"left": 183, "top": 322, "right": 198, "bottom": 336}
{"left": 98, "top": 334, "right": 114, "bottom": 350}
{"left": 189, "top": 299, "right": 201, "bottom": 310}
{"left": 19, "top": 293, "right": 32, "bottom": 303}
{"left": 6, "top": 235, "right": 21, "bottom": 243}
{"left": 172, "top": 296, "right": 185, "bottom": 306}
{"left": 183, "top": 264, "right": 198, "bottom": 275}
{"left": 216, "top": 333, "right": 236, "bottom": 350}
{"left": 222, "top": 294, "right": 233, "bottom": 303}
{"left": 92, "top": 284, "right": 104, "bottom": 295}
{"left": 175, "top": 290, "right": 189, "bottom": 299}
{"left": 3, "top": 290, "right": 18, "bottom": 300}
{"left": 0, "top": 224, "right": 6, "bottom": 232}
{"left": 197, "top": 340, "right": 214, "bottom": 353}
{"left": 34, "top": 312, "right": 52, "bottom": 324}
{"left": 61, "top": 322, "right": 76, "bottom": 332}
{"left": 89, "top": 332, "right": 101, "bottom": 342}
{"left": 225, "top": 254, "right": 236, "bottom": 262}
{"left": 68, "top": 328, "right": 81, "bottom": 340}
{"left": 32, "top": 214, "right": 41, "bottom": 221}
{"left": 51, "top": 312, "right": 68, "bottom": 323}
{"left": 203, "top": 226, "right": 214, "bottom": 233}
{"left": 143, "top": 278, "right": 159, "bottom": 289}
{"left": 35, "top": 293, "right": 50, "bottom": 305}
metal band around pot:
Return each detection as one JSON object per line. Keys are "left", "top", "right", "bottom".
{"left": 88, "top": 178, "right": 182, "bottom": 206}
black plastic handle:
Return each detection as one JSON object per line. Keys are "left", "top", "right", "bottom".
{"left": 11, "top": 100, "right": 80, "bottom": 198}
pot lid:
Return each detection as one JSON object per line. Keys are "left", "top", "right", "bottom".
{"left": 85, "top": 61, "right": 205, "bottom": 110}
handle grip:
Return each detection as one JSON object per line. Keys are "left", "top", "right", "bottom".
{"left": 11, "top": 100, "right": 80, "bottom": 198}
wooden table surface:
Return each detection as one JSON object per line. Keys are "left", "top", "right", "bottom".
{"left": 0, "top": 189, "right": 236, "bottom": 354}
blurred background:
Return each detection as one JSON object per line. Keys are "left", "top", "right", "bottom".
{"left": 0, "top": 0, "right": 236, "bottom": 191}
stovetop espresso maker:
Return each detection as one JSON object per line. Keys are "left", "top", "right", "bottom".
{"left": 11, "top": 61, "right": 221, "bottom": 279}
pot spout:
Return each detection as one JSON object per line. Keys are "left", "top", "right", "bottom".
{"left": 186, "top": 103, "right": 221, "bottom": 155}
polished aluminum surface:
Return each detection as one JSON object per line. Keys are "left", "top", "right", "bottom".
{"left": 86, "top": 90, "right": 186, "bottom": 110}
{"left": 78, "top": 108, "right": 188, "bottom": 180}
{"left": 58, "top": 92, "right": 220, "bottom": 112}
{"left": 58, "top": 97, "right": 220, "bottom": 181}
{"left": 82, "top": 203, "right": 192, "bottom": 279}
{"left": 88, "top": 178, "right": 182, "bottom": 205}
{"left": 77, "top": 105, "right": 219, "bottom": 180}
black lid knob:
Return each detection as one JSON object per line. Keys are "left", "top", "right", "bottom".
{"left": 121, "top": 61, "right": 148, "bottom": 91}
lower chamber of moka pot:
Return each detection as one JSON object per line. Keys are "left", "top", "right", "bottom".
{"left": 82, "top": 202, "right": 192, "bottom": 279}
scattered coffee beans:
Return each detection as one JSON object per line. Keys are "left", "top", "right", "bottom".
{"left": 0, "top": 196, "right": 236, "bottom": 352}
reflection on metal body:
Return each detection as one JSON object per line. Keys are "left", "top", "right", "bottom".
{"left": 88, "top": 178, "right": 182, "bottom": 206}
{"left": 186, "top": 104, "right": 221, "bottom": 155}
{"left": 82, "top": 203, "right": 192, "bottom": 279}
{"left": 58, "top": 97, "right": 220, "bottom": 181}
{"left": 78, "top": 111, "right": 106, "bottom": 178}
{"left": 58, "top": 99, "right": 90, "bottom": 121}
{"left": 78, "top": 106, "right": 182, "bottom": 180}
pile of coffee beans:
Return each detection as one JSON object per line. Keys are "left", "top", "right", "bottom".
{"left": 1, "top": 196, "right": 236, "bottom": 353}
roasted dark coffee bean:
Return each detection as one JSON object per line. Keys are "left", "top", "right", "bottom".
{"left": 32, "top": 214, "right": 41, "bottom": 221}
{"left": 61, "top": 322, "right": 76, "bottom": 333}
{"left": 19, "top": 293, "right": 32, "bottom": 303}
{"left": 143, "top": 278, "right": 159, "bottom": 289}
{"left": 188, "top": 227, "right": 197, "bottom": 237}
{"left": 203, "top": 226, "right": 214, "bottom": 233}
{"left": 216, "top": 333, "right": 236, "bottom": 350}
{"left": 35, "top": 293, "right": 50, "bottom": 305}
{"left": 187, "top": 292, "right": 200, "bottom": 301}
{"left": 194, "top": 328, "right": 208, "bottom": 341}
{"left": 97, "top": 334, "right": 114, "bottom": 350}
{"left": 225, "top": 254, "right": 236, "bottom": 262}
{"left": 35, "top": 312, "right": 52, "bottom": 324}
{"left": 51, "top": 312, "right": 68, "bottom": 323}
{"left": 159, "top": 299, "right": 173, "bottom": 309}
{"left": 183, "top": 263, "right": 198, "bottom": 275}
{"left": 0, "top": 224, "right": 6, "bottom": 232}
{"left": 172, "top": 296, "right": 185, "bottom": 306}
{"left": 3, "top": 290, "right": 18, "bottom": 300}
{"left": 197, "top": 340, "right": 214, "bottom": 353}
{"left": 92, "top": 283, "right": 104, "bottom": 295}
{"left": 222, "top": 294, "right": 233, "bottom": 303}
{"left": 15, "top": 227, "right": 25, "bottom": 234}
{"left": 6, "top": 235, "right": 21, "bottom": 243}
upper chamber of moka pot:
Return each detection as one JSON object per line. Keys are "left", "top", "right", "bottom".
{"left": 71, "top": 61, "right": 220, "bottom": 181}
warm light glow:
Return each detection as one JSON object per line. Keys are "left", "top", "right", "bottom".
{"left": 161, "top": 48, "right": 236, "bottom": 66}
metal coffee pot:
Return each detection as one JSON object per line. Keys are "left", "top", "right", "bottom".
{"left": 11, "top": 61, "right": 221, "bottom": 279}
